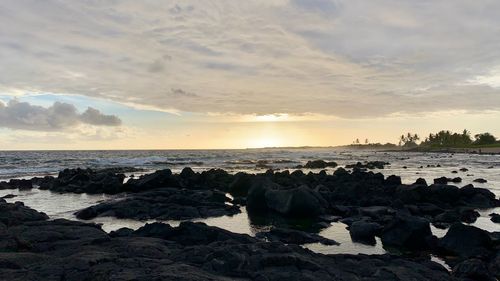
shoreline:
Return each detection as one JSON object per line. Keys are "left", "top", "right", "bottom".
{"left": 0, "top": 164, "right": 499, "bottom": 280}
{"left": 387, "top": 147, "right": 500, "bottom": 155}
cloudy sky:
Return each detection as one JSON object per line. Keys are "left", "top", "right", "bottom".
{"left": 1, "top": 0, "right": 500, "bottom": 149}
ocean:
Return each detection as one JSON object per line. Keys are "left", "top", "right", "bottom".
{"left": 1, "top": 148, "right": 499, "bottom": 259}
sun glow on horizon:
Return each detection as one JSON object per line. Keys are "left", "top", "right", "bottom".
{"left": 247, "top": 136, "right": 284, "bottom": 148}
{"left": 253, "top": 114, "right": 290, "bottom": 122}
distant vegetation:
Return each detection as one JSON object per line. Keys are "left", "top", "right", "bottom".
{"left": 348, "top": 129, "right": 499, "bottom": 150}
{"left": 404, "top": 130, "right": 499, "bottom": 148}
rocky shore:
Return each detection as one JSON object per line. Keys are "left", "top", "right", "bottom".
{"left": 0, "top": 163, "right": 499, "bottom": 280}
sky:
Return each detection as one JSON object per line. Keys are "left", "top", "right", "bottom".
{"left": 1, "top": 0, "right": 500, "bottom": 150}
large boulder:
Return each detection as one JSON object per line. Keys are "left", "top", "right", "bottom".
{"left": 348, "top": 221, "right": 382, "bottom": 245}
{"left": 227, "top": 172, "right": 255, "bottom": 197}
{"left": 438, "top": 223, "right": 493, "bottom": 259}
{"left": 264, "top": 185, "right": 328, "bottom": 217}
{"left": 490, "top": 213, "right": 500, "bottom": 223}
{"left": 125, "top": 169, "right": 180, "bottom": 191}
{"left": 39, "top": 168, "right": 126, "bottom": 194}
{"left": 246, "top": 179, "right": 277, "bottom": 214}
{"left": 0, "top": 200, "right": 48, "bottom": 227}
{"left": 303, "top": 160, "right": 338, "bottom": 169}
{"left": 380, "top": 215, "right": 433, "bottom": 250}
{"left": 452, "top": 258, "right": 496, "bottom": 281}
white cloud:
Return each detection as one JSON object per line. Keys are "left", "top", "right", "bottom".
{"left": 0, "top": 100, "right": 122, "bottom": 131}
{"left": 0, "top": 0, "right": 499, "bottom": 118}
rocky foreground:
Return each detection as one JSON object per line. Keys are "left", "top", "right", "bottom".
{"left": 0, "top": 162, "right": 499, "bottom": 280}
{"left": 0, "top": 199, "right": 467, "bottom": 280}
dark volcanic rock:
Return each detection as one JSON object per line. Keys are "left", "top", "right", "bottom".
{"left": 438, "top": 223, "right": 493, "bottom": 259}
{"left": 0, "top": 200, "right": 48, "bottom": 227}
{"left": 264, "top": 185, "right": 328, "bottom": 217}
{"left": 490, "top": 213, "right": 500, "bottom": 223}
{"left": 433, "top": 177, "right": 461, "bottom": 184}
{"left": 348, "top": 220, "right": 382, "bottom": 245}
{"left": 385, "top": 175, "right": 402, "bottom": 186}
{"left": 0, "top": 179, "right": 33, "bottom": 190}
{"left": 345, "top": 161, "right": 389, "bottom": 169}
{"left": 380, "top": 215, "right": 434, "bottom": 250}
{"left": 414, "top": 178, "right": 428, "bottom": 186}
{"left": 302, "top": 160, "right": 338, "bottom": 169}
{"left": 75, "top": 188, "right": 240, "bottom": 220}
{"left": 256, "top": 227, "right": 339, "bottom": 245}
{"left": 433, "top": 177, "right": 450, "bottom": 185}
{"left": 0, "top": 200, "right": 460, "bottom": 281}
{"left": 433, "top": 208, "right": 480, "bottom": 227}
{"left": 38, "top": 168, "right": 126, "bottom": 194}
{"left": 246, "top": 180, "right": 328, "bottom": 218}
{"left": 227, "top": 172, "right": 255, "bottom": 197}
{"left": 473, "top": 178, "right": 488, "bottom": 183}
{"left": 452, "top": 258, "right": 496, "bottom": 281}
{"left": 124, "top": 169, "right": 180, "bottom": 191}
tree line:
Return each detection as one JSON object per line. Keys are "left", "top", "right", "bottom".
{"left": 399, "top": 130, "right": 498, "bottom": 148}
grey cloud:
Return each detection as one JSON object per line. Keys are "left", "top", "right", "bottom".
{"left": 1, "top": 1, "right": 500, "bottom": 119}
{"left": 0, "top": 100, "right": 122, "bottom": 131}
{"left": 148, "top": 59, "right": 165, "bottom": 73}
{"left": 80, "top": 107, "right": 122, "bottom": 126}
{"left": 169, "top": 88, "right": 198, "bottom": 98}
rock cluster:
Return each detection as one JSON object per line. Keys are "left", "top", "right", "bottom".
{"left": 0, "top": 199, "right": 464, "bottom": 281}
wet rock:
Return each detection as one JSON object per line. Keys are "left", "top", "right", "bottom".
{"left": 7, "top": 219, "right": 109, "bottom": 252}
{"left": 264, "top": 185, "right": 328, "bottom": 217}
{"left": 38, "top": 168, "right": 126, "bottom": 194}
{"left": 303, "top": 160, "right": 338, "bottom": 169}
{"left": 227, "top": 172, "right": 255, "bottom": 197}
{"left": 433, "top": 177, "right": 461, "bottom": 184}
{"left": 0, "top": 200, "right": 458, "bottom": 281}
{"left": 385, "top": 175, "right": 402, "bottom": 186}
{"left": 434, "top": 177, "right": 450, "bottom": 185}
{"left": 433, "top": 208, "right": 480, "bottom": 227}
{"left": 125, "top": 169, "right": 180, "bottom": 191}
{"left": 0, "top": 200, "right": 48, "bottom": 227}
{"left": 452, "top": 258, "right": 496, "bottom": 281}
{"left": 8, "top": 179, "right": 32, "bottom": 190}
{"left": 459, "top": 184, "right": 498, "bottom": 208}
{"left": 257, "top": 227, "right": 339, "bottom": 245}
{"left": 75, "top": 188, "right": 240, "bottom": 220}
{"left": 473, "top": 178, "right": 487, "bottom": 183}
{"left": 459, "top": 208, "right": 480, "bottom": 224}
{"left": 414, "top": 178, "right": 428, "bottom": 186}
{"left": 345, "top": 161, "right": 389, "bottom": 169}
{"left": 380, "top": 215, "right": 434, "bottom": 250}
{"left": 133, "top": 221, "right": 256, "bottom": 246}
{"left": 417, "top": 203, "right": 444, "bottom": 216}
{"left": 359, "top": 206, "right": 395, "bottom": 220}
{"left": 489, "top": 213, "right": 500, "bottom": 223}
{"left": 438, "top": 223, "right": 493, "bottom": 259}
{"left": 348, "top": 220, "right": 382, "bottom": 245}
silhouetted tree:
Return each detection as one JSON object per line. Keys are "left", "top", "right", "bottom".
{"left": 474, "top": 133, "right": 497, "bottom": 145}
{"left": 420, "top": 129, "right": 476, "bottom": 147}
